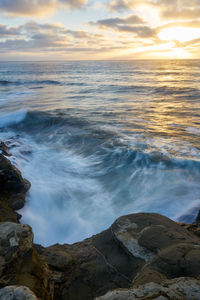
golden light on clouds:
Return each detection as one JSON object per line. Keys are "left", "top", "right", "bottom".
{"left": 158, "top": 27, "right": 200, "bottom": 43}
{"left": 0, "top": 0, "right": 200, "bottom": 60}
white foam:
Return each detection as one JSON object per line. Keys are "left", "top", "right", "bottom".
{"left": 186, "top": 127, "right": 200, "bottom": 135}
{"left": 16, "top": 139, "right": 114, "bottom": 246}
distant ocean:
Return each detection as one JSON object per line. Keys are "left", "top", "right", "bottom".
{"left": 0, "top": 60, "right": 200, "bottom": 246}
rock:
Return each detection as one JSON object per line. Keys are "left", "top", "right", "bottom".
{"left": 0, "top": 154, "right": 30, "bottom": 222}
{"left": 0, "top": 200, "right": 22, "bottom": 223}
{"left": 0, "top": 141, "right": 11, "bottom": 157}
{"left": 95, "top": 277, "right": 200, "bottom": 300}
{"left": 38, "top": 228, "right": 144, "bottom": 300}
{"left": 0, "top": 222, "right": 33, "bottom": 265}
{"left": 37, "top": 213, "right": 200, "bottom": 300}
{"left": 0, "top": 285, "right": 37, "bottom": 300}
{"left": 0, "top": 222, "right": 51, "bottom": 300}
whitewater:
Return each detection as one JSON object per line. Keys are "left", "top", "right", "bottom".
{"left": 0, "top": 60, "right": 200, "bottom": 246}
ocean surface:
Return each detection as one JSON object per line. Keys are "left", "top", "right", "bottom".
{"left": 0, "top": 60, "right": 200, "bottom": 246}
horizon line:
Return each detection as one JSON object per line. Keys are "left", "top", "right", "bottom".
{"left": 0, "top": 58, "right": 200, "bottom": 62}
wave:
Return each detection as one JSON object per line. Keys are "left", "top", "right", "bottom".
{"left": 0, "top": 79, "right": 61, "bottom": 86}
{"left": 1, "top": 109, "right": 200, "bottom": 162}
{"left": 0, "top": 110, "right": 28, "bottom": 128}
{"left": 0, "top": 110, "right": 90, "bottom": 132}
{"left": 11, "top": 131, "right": 200, "bottom": 245}
{"left": 154, "top": 86, "right": 200, "bottom": 96}
{"left": 98, "top": 84, "right": 149, "bottom": 94}
{"left": 1, "top": 109, "right": 200, "bottom": 175}
{"left": 0, "top": 80, "right": 10, "bottom": 85}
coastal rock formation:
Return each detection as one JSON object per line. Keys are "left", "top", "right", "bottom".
{"left": 0, "top": 285, "right": 37, "bottom": 300}
{"left": 96, "top": 277, "right": 200, "bottom": 300}
{"left": 0, "top": 222, "right": 51, "bottom": 299}
{"left": 0, "top": 141, "right": 11, "bottom": 157}
{"left": 0, "top": 152, "right": 30, "bottom": 222}
{"left": 37, "top": 213, "right": 200, "bottom": 300}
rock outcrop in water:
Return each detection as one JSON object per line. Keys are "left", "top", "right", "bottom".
{"left": 0, "top": 140, "right": 200, "bottom": 300}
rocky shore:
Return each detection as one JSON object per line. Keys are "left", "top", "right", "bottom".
{"left": 0, "top": 141, "right": 200, "bottom": 299}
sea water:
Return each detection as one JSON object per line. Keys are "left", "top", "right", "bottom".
{"left": 0, "top": 60, "right": 200, "bottom": 246}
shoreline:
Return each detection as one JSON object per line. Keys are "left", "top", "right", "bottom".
{"left": 0, "top": 140, "right": 200, "bottom": 299}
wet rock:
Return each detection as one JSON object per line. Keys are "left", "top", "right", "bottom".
{"left": 0, "top": 222, "right": 51, "bottom": 300}
{"left": 0, "top": 141, "right": 11, "bottom": 157}
{"left": 96, "top": 277, "right": 200, "bottom": 300}
{"left": 0, "top": 154, "right": 30, "bottom": 222}
{"left": 0, "top": 285, "right": 37, "bottom": 300}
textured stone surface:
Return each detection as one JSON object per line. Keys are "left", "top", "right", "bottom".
{"left": 0, "top": 222, "right": 51, "bottom": 300}
{"left": 0, "top": 153, "right": 30, "bottom": 222}
{"left": 96, "top": 277, "right": 200, "bottom": 300}
{"left": 0, "top": 285, "right": 37, "bottom": 300}
{"left": 37, "top": 213, "right": 200, "bottom": 300}
{"left": 0, "top": 222, "right": 33, "bottom": 272}
{"left": 0, "top": 212, "right": 200, "bottom": 300}
{"left": 0, "top": 141, "right": 11, "bottom": 157}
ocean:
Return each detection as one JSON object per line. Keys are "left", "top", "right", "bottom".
{"left": 0, "top": 60, "right": 200, "bottom": 246}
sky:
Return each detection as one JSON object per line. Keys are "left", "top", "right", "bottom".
{"left": 0, "top": 0, "right": 200, "bottom": 60}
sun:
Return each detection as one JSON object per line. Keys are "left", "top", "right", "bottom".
{"left": 158, "top": 26, "right": 200, "bottom": 42}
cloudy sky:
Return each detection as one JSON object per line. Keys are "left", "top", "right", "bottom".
{"left": 1, "top": 0, "right": 200, "bottom": 60}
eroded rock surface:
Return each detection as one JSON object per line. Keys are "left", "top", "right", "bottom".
{"left": 0, "top": 141, "right": 11, "bottom": 157}
{"left": 0, "top": 285, "right": 37, "bottom": 300}
{"left": 0, "top": 153, "right": 30, "bottom": 222}
{"left": 0, "top": 222, "right": 51, "bottom": 300}
{"left": 37, "top": 213, "right": 200, "bottom": 300}
{"left": 96, "top": 277, "right": 200, "bottom": 300}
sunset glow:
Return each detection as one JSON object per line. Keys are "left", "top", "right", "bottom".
{"left": 158, "top": 27, "right": 200, "bottom": 43}
{"left": 0, "top": 0, "right": 200, "bottom": 60}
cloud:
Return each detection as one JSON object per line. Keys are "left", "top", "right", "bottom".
{"left": 108, "top": 0, "right": 147, "bottom": 12}
{"left": 90, "top": 15, "right": 156, "bottom": 38}
{"left": 0, "top": 21, "right": 108, "bottom": 56}
{"left": 1, "top": 1, "right": 200, "bottom": 60}
{"left": 0, "top": 0, "right": 88, "bottom": 17}
{"left": 108, "top": 0, "right": 200, "bottom": 21}
{"left": 91, "top": 15, "right": 145, "bottom": 28}
{"left": 0, "top": 24, "right": 19, "bottom": 36}
{"left": 60, "top": 0, "right": 87, "bottom": 9}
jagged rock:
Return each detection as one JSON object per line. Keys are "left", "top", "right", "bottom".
{"left": 95, "top": 277, "right": 200, "bottom": 300}
{"left": 37, "top": 213, "right": 200, "bottom": 300}
{"left": 0, "top": 154, "right": 30, "bottom": 222}
{"left": 0, "top": 222, "right": 33, "bottom": 267}
{"left": 0, "top": 222, "right": 51, "bottom": 300}
{"left": 0, "top": 285, "right": 37, "bottom": 300}
{"left": 37, "top": 228, "right": 144, "bottom": 300}
{"left": 0, "top": 141, "right": 11, "bottom": 157}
